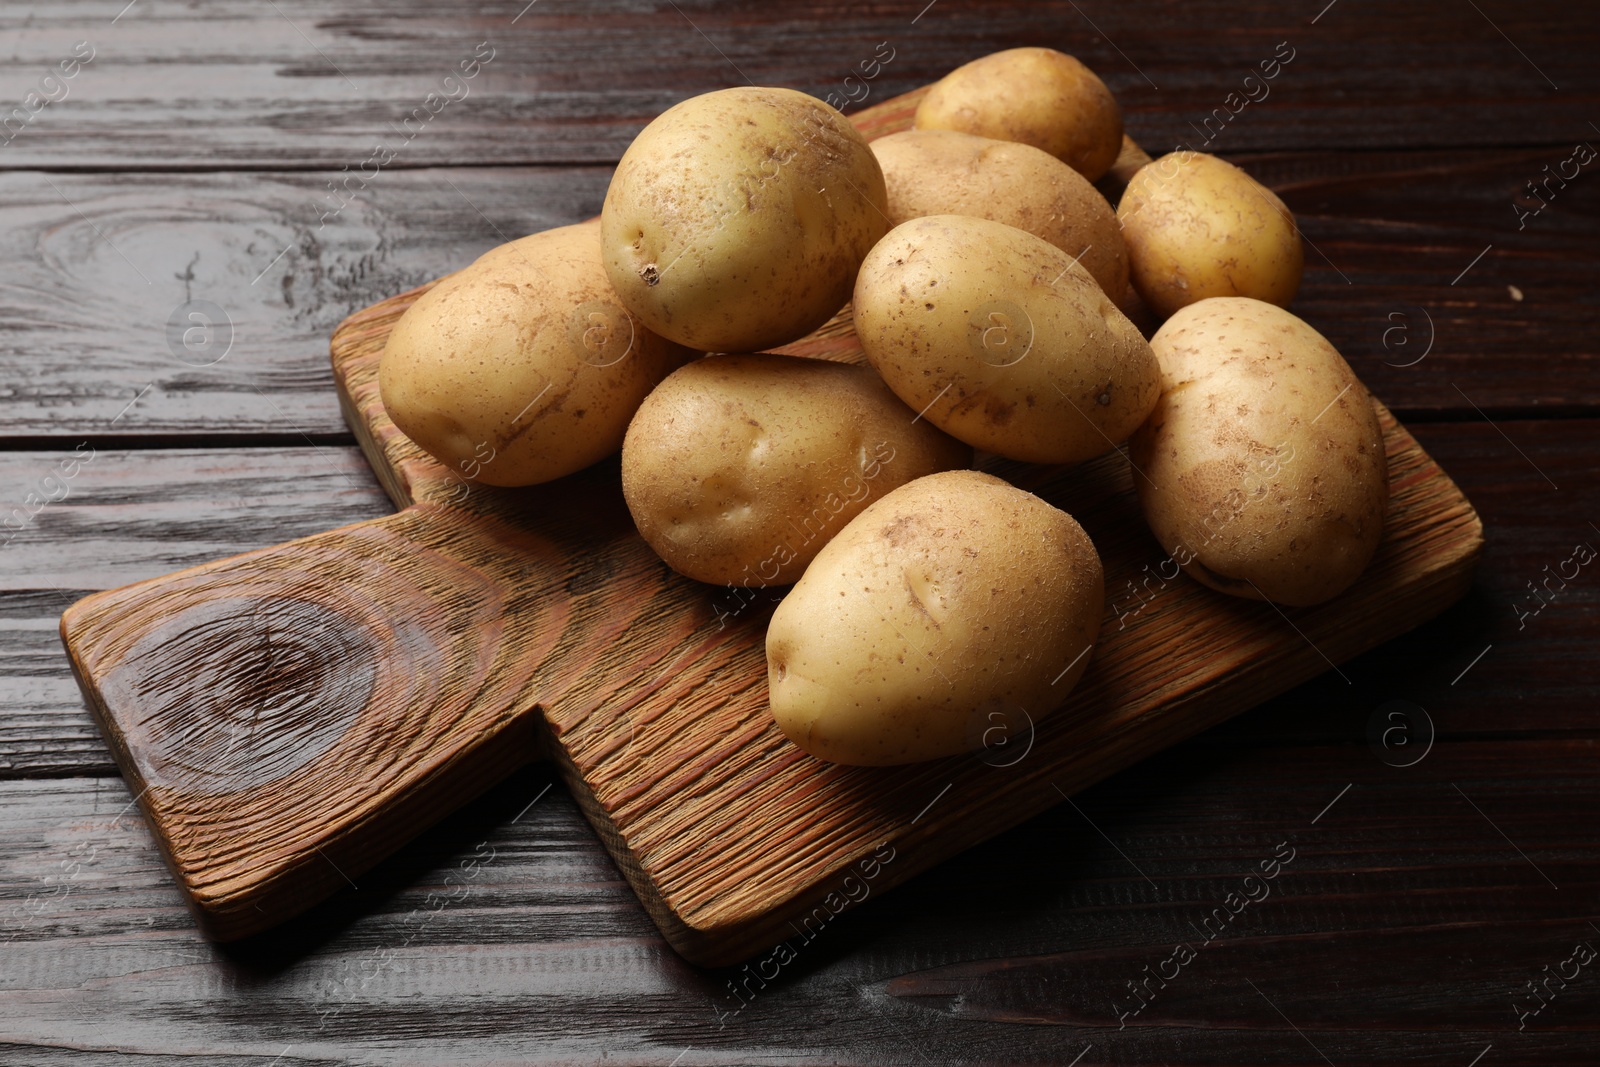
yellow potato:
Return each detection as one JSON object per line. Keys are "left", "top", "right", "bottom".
{"left": 914, "top": 48, "right": 1123, "bottom": 181}
{"left": 621, "top": 354, "right": 971, "bottom": 587}
{"left": 766, "top": 469, "right": 1104, "bottom": 766}
{"left": 1129, "top": 297, "right": 1388, "bottom": 606}
{"left": 1117, "top": 151, "right": 1304, "bottom": 319}
{"left": 853, "top": 215, "right": 1159, "bottom": 464}
{"left": 601, "top": 86, "right": 888, "bottom": 352}
{"left": 870, "top": 129, "right": 1129, "bottom": 303}
{"left": 379, "top": 221, "right": 694, "bottom": 487}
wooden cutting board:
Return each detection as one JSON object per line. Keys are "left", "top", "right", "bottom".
{"left": 59, "top": 87, "right": 1483, "bottom": 967}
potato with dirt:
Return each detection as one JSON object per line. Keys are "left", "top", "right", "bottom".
{"left": 853, "top": 215, "right": 1158, "bottom": 465}
{"left": 870, "top": 129, "right": 1129, "bottom": 304}
{"left": 1130, "top": 297, "right": 1388, "bottom": 605}
{"left": 1117, "top": 151, "right": 1304, "bottom": 319}
{"left": 380, "top": 221, "right": 694, "bottom": 487}
{"left": 766, "top": 469, "right": 1104, "bottom": 766}
{"left": 914, "top": 48, "right": 1124, "bottom": 180}
{"left": 601, "top": 86, "right": 888, "bottom": 353}
{"left": 621, "top": 353, "right": 970, "bottom": 587}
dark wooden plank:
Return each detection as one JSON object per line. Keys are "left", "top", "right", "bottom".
{"left": 1267, "top": 147, "right": 1600, "bottom": 417}
{"left": 0, "top": 167, "right": 609, "bottom": 439}
{"left": 2, "top": 147, "right": 1597, "bottom": 439}
{"left": 4, "top": 738, "right": 1599, "bottom": 1064}
{"left": 0, "top": 447, "right": 386, "bottom": 591}
{"left": 0, "top": 0, "right": 1594, "bottom": 170}
{"left": 871, "top": 738, "right": 1600, "bottom": 1066}
{"left": 1, "top": 591, "right": 115, "bottom": 778}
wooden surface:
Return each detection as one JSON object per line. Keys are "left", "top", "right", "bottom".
{"left": 57, "top": 80, "right": 1480, "bottom": 961}
{"left": 4, "top": 0, "right": 1598, "bottom": 1062}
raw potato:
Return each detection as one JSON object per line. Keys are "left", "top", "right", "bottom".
{"left": 870, "top": 129, "right": 1129, "bottom": 304}
{"left": 1118, "top": 151, "right": 1304, "bottom": 319}
{"left": 601, "top": 86, "right": 889, "bottom": 353}
{"left": 621, "top": 354, "right": 971, "bottom": 587}
{"left": 766, "top": 470, "right": 1104, "bottom": 766}
{"left": 1129, "top": 297, "right": 1388, "bottom": 606}
{"left": 914, "top": 48, "right": 1124, "bottom": 181}
{"left": 853, "top": 215, "right": 1159, "bottom": 464}
{"left": 379, "top": 221, "right": 694, "bottom": 487}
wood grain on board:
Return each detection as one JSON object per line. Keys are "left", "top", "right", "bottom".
{"left": 2, "top": 417, "right": 1593, "bottom": 782}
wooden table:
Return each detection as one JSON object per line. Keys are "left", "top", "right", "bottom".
{"left": 3, "top": 2, "right": 1596, "bottom": 1063}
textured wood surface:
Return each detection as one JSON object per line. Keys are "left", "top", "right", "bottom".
{"left": 3, "top": 1, "right": 1596, "bottom": 438}
{"left": 2, "top": 422, "right": 1595, "bottom": 784}
{"left": 0, "top": 447, "right": 387, "bottom": 779}
{"left": 2, "top": 151, "right": 1593, "bottom": 438}
{"left": 5, "top": 0, "right": 1598, "bottom": 1060}
{"left": 59, "top": 79, "right": 1482, "bottom": 961}
{"left": 6, "top": 743, "right": 1600, "bottom": 1065}
{"left": 1, "top": 0, "right": 1594, "bottom": 171}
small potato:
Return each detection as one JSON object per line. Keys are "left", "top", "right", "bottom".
{"left": 1118, "top": 151, "right": 1304, "bottom": 319}
{"left": 621, "top": 354, "right": 970, "bottom": 587}
{"left": 379, "top": 221, "right": 695, "bottom": 487}
{"left": 870, "top": 129, "right": 1129, "bottom": 303}
{"left": 601, "top": 86, "right": 888, "bottom": 353}
{"left": 766, "top": 470, "right": 1104, "bottom": 766}
{"left": 914, "top": 48, "right": 1123, "bottom": 181}
{"left": 853, "top": 215, "right": 1159, "bottom": 464}
{"left": 1129, "top": 297, "right": 1388, "bottom": 606}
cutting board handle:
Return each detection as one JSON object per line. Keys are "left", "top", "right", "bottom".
{"left": 58, "top": 488, "right": 656, "bottom": 938}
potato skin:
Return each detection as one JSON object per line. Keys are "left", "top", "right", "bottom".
{"left": 1129, "top": 297, "right": 1388, "bottom": 606}
{"left": 621, "top": 354, "right": 971, "bottom": 587}
{"left": 914, "top": 48, "right": 1123, "bottom": 181}
{"left": 601, "top": 86, "right": 888, "bottom": 353}
{"left": 1118, "top": 151, "right": 1304, "bottom": 319}
{"left": 853, "top": 215, "right": 1159, "bottom": 464}
{"left": 766, "top": 470, "right": 1104, "bottom": 766}
{"left": 870, "top": 129, "right": 1129, "bottom": 304}
{"left": 379, "top": 220, "right": 695, "bottom": 487}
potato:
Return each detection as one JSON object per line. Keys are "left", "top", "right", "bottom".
{"left": 1117, "top": 151, "right": 1304, "bottom": 319}
{"left": 1129, "top": 297, "right": 1388, "bottom": 606}
{"left": 600, "top": 86, "right": 889, "bottom": 353}
{"left": 853, "top": 215, "right": 1159, "bottom": 464}
{"left": 870, "top": 129, "right": 1129, "bottom": 304}
{"left": 766, "top": 469, "right": 1104, "bottom": 766}
{"left": 621, "top": 354, "right": 970, "bottom": 587}
{"left": 914, "top": 48, "right": 1123, "bottom": 181}
{"left": 379, "top": 221, "right": 694, "bottom": 487}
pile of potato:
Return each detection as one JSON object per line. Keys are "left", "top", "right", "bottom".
{"left": 379, "top": 48, "right": 1388, "bottom": 767}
